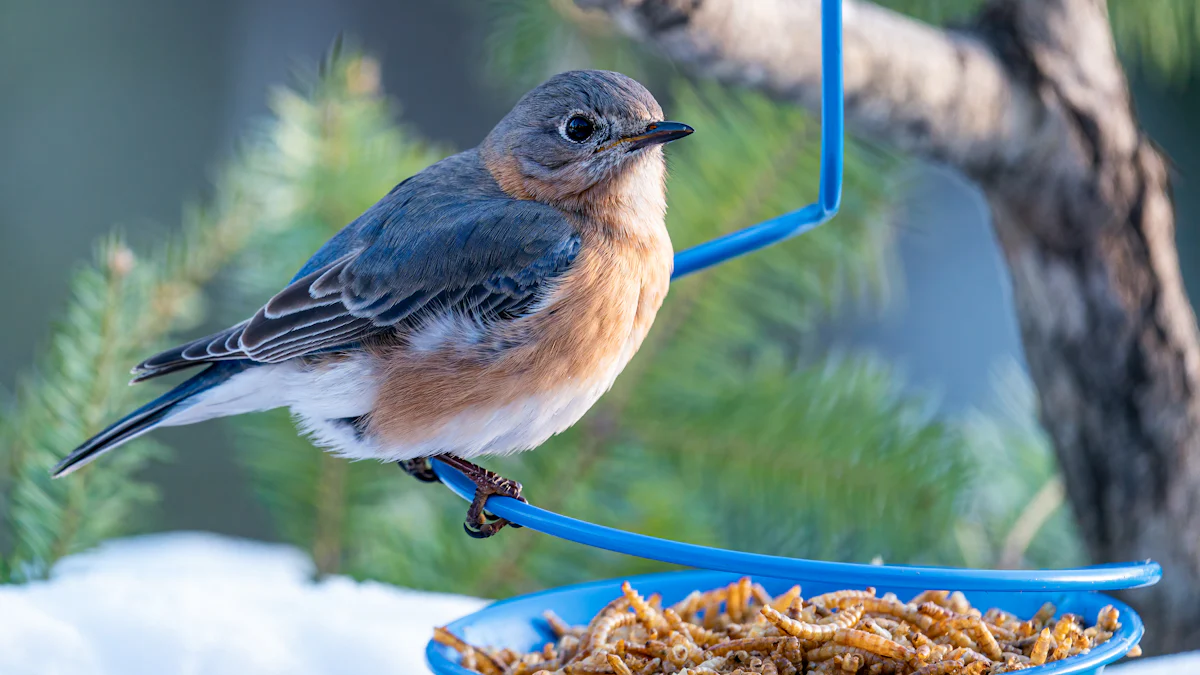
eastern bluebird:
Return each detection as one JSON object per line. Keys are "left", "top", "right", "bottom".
{"left": 53, "top": 70, "right": 693, "bottom": 537}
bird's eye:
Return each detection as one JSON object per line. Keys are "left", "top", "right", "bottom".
{"left": 563, "top": 115, "right": 595, "bottom": 143}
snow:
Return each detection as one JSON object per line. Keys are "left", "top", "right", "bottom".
{"left": 0, "top": 532, "right": 486, "bottom": 675}
{"left": 1, "top": 531, "right": 1196, "bottom": 675}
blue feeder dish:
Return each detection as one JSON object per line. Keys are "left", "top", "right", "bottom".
{"left": 427, "top": 0, "right": 1162, "bottom": 673}
{"left": 426, "top": 571, "right": 1148, "bottom": 675}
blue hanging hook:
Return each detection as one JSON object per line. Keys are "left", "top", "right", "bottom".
{"left": 671, "top": 0, "right": 843, "bottom": 279}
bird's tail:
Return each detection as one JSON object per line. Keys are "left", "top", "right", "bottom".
{"left": 52, "top": 362, "right": 246, "bottom": 478}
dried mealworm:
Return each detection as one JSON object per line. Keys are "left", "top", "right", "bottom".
{"left": 607, "top": 653, "right": 634, "bottom": 675}
{"left": 665, "top": 608, "right": 724, "bottom": 647}
{"left": 927, "top": 616, "right": 1002, "bottom": 661}
{"left": 805, "top": 643, "right": 863, "bottom": 662}
{"left": 1002, "top": 651, "right": 1032, "bottom": 670}
{"left": 623, "top": 582, "right": 669, "bottom": 632}
{"left": 702, "top": 592, "right": 726, "bottom": 630}
{"left": 1097, "top": 605, "right": 1120, "bottom": 632}
{"left": 982, "top": 622, "right": 1016, "bottom": 642}
{"left": 839, "top": 653, "right": 864, "bottom": 672}
{"left": 1032, "top": 603, "right": 1057, "bottom": 627}
{"left": 1055, "top": 615, "right": 1083, "bottom": 638}
{"left": 832, "top": 629, "right": 915, "bottom": 662}
{"left": 670, "top": 591, "right": 703, "bottom": 620}
{"left": 918, "top": 602, "right": 956, "bottom": 621}
{"left": 454, "top": 580, "right": 1134, "bottom": 675}
{"left": 860, "top": 619, "right": 893, "bottom": 641}
{"left": 594, "top": 613, "right": 639, "bottom": 649}
{"left": 434, "top": 627, "right": 504, "bottom": 675}
{"left": 860, "top": 598, "right": 935, "bottom": 630}
{"left": 943, "top": 648, "right": 990, "bottom": 666}
{"left": 761, "top": 605, "right": 864, "bottom": 641}
{"left": 910, "top": 591, "right": 950, "bottom": 607}
{"left": 961, "top": 662, "right": 988, "bottom": 675}
{"left": 544, "top": 610, "right": 575, "bottom": 638}
{"left": 809, "top": 588, "right": 876, "bottom": 609}
{"left": 1029, "top": 628, "right": 1053, "bottom": 666}
{"left": 967, "top": 619, "right": 1003, "bottom": 662}
{"left": 913, "top": 660, "right": 964, "bottom": 675}
{"left": 771, "top": 586, "right": 803, "bottom": 613}
{"left": 751, "top": 583, "right": 774, "bottom": 608}
{"left": 927, "top": 617, "right": 974, "bottom": 640}
{"left": 564, "top": 660, "right": 621, "bottom": 674}
{"left": 947, "top": 593, "right": 971, "bottom": 615}
{"left": 667, "top": 631, "right": 700, "bottom": 667}
{"left": 704, "top": 637, "right": 788, "bottom": 658}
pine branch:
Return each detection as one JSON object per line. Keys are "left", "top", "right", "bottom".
{"left": 484, "top": 0, "right": 652, "bottom": 92}
{"left": 229, "top": 48, "right": 444, "bottom": 577}
{"left": 0, "top": 41, "right": 335, "bottom": 580}
{"left": 0, "top": 201, "right": 257, "bottom": 579}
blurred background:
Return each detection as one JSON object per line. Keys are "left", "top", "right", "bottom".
{"left": 2, "top": 0, "right": 1198, "bottom": 658}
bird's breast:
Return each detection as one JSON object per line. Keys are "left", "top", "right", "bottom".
{"left": 367, "top": 226, "right": 672, "bottom": 457}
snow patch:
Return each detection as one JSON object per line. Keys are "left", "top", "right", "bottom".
{"left": 0, "top": 532, "right": 486, "bottom": 675}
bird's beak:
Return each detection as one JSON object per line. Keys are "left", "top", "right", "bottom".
{"left": 603, "top": 121, "right": 694, "bottom": 152}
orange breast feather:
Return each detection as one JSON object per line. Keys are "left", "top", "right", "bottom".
{"left": 368, "top": 229, "right": 670, "bottom": 448}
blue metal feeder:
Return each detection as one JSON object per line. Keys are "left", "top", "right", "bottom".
{"left": 427, "top": 572, "right": 1148, "bottom": 675}
{"left": 426, "top": 1, "right": 1161, "bottom": 672}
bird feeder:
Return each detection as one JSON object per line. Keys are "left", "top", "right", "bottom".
{"left": 427, "top": 2, "right": 1160, "bottom": 673}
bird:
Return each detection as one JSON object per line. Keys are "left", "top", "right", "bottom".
{"left": 53, "top": 69, "right": 693, "bottom": 538}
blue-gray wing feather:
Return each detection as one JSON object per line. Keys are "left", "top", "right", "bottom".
{"left": 133, "top": 151, "right": 580, "bottom": 379}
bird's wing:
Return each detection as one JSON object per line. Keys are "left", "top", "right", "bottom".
{"left": 132, "top": 192, "right": 581, "bottom": 380}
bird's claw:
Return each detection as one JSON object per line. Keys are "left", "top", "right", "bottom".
{"left": 459, "top": 466, "right": 527, "bottom": 539}
{"left": 419, "top": 455, "right": 527, "bottom": 538}
{"left": 397, "top": 458, "right": 440, "bottom": 484}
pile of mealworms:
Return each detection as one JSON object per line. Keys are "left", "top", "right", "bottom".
{"left": 435, "top": 577, "right": 1143, "bottom": 674}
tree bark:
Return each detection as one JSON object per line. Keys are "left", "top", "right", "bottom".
{"left": 577, "top": 0, "right": 1200, "bottom": 654}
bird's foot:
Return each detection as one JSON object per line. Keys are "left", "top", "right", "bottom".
{"left": 397, "top": 458, "right": 440, "bottom": 484}
{"left": 438, "top": 455, "right": 527, "bottom": 539}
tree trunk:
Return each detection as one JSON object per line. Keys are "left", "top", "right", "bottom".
{"left": 979, "top": 2, "right": 1200, "bottom": 654}
{"left": 576, "top": 0, "right": 1200, "bottom": 654}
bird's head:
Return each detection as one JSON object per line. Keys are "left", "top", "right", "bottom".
{"left": 481, "top": 70, "right": 692, "bottom": 214}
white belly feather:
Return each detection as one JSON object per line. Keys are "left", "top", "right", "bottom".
{"left": 162, "top": 328, "right": 635, "bottom": 463}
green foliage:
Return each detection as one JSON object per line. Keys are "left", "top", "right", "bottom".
{"left": 872, "top": 1, "right": 1200, "bottom": 86}
{"left": 484, "top": 0, "right": 651, "bottom": 93}
{"left": 1110, "top": 0, "right": 1200, "bottom": 84}
{"left": 230, "top": 51, "right": 445, "bottom": 298}
{"left": 0, "top": 189, "right": 262, "bottom": 580}
{"left": 0, "top": 45, "right": 393, "bottom": 582}
{"left": 954, "top": 361, "right": 1085, "bottom": 571}
{"left": 646, "top": 354, "right": 970, "bottom": 565}
{"left": 1, "top": 241, "right": 164, "bottom": 581}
